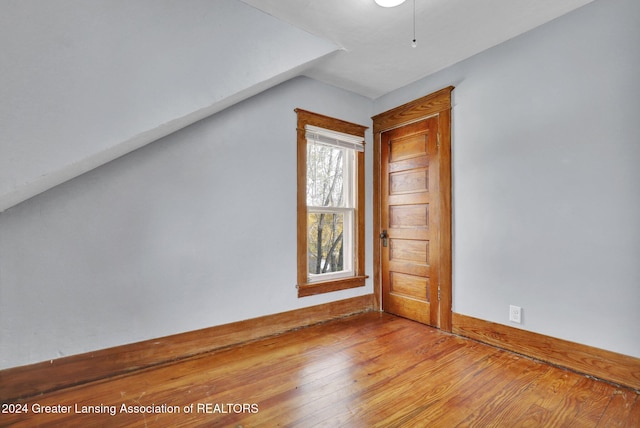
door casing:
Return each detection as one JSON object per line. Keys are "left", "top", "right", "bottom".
{"left": 372, "top": 87, "right": 454, "bottom": 332}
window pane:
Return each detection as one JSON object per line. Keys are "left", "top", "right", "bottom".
{"left": 307, "top": 143, "right": 345, "bottom": 207}
{"left": 308, "top": 212, "right": 345, "bottom": 275}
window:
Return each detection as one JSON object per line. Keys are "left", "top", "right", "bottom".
{"left": 296, "top": 109, "right": 367, "bottom": 297}
{"left": 306, "top": 126, "right": 358, "bottom": 282}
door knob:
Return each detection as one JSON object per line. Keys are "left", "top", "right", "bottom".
{"left": 380, "top": 230, "right": 388, "bottom": 247}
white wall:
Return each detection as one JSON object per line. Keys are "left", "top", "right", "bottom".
{"left": 0, "top": 77, "right": 373, "bottom": 369}
{"left": 376, "top": 0, "right": 640, "bottom": 357}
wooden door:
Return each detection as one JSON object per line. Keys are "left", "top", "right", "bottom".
{"left": 380, "top": 117, "right": 441, "bottom": 326}
{"left": 373, "top": 87, "right": 453, "bottom": 330}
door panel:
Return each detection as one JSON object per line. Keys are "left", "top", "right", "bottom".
{"left": 389, "top": 133, "right": 428, "bottom": 161}
{"left": 390, "top": 272, "right": 430, "bottom": 301}
{"left": 381, "top": 117, "right": 440, "bottom": 326}
{"left": 389, "top": 168, "right": 428, "bottom": 194}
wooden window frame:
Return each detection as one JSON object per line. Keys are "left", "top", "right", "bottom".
{"left": 296, "top": 109, "right": 368, "bottom": 297}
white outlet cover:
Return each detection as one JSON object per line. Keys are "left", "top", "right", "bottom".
{"left": 509, "top": 305, "right": 522, "bottom": 323}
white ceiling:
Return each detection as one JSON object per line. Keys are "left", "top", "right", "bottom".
{"left": 241, "top": 0, "right": 594, "bottom": 98}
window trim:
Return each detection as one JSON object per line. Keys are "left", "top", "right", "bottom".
{"left": 295, "top": 108, "right": 368, "bottom": 297}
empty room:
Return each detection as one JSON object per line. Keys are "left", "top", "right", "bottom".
{"left": 1, "top": 0, "right": 639, "bottom": 426}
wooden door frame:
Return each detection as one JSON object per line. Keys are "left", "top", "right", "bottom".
{"left": 372, "top": 86, "right": 454, "bottom": 332}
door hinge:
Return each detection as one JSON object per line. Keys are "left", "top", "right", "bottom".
{"left": 437, "top": 284, "right": 441, "bottom": 301}
{"left": 436, "top": 133, "right": 440, "bottom": 150}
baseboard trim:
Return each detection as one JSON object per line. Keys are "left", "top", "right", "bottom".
{"left": 0, "top": 294, "right": 375, "bottom": 401}
{"left": 452, "top": 312, "right": 640, "bottom": 390}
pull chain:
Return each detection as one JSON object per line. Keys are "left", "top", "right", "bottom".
{"left": 411, "top": 0, "right": 417, "bottom": 47}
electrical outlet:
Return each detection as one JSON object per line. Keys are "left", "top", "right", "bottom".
{"left": 509, "top": 305, "right": 522, "bottom": 324}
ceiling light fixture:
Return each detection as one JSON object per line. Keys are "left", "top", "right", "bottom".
{"left": 374, "top": 0, "right": 406, "bottom": 7}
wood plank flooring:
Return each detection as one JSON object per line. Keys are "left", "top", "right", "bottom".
{"left": 2, "top": 312, "right": 638, "bottom": 427}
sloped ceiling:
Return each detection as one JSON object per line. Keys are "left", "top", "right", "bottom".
{"left": 0, "top": 0, "right": 338, "bottom": 212}
{"left": 0, "top": 0, "right": 593, "bottom": 212}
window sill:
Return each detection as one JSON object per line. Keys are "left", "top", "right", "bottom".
{"left": 297, "top": 276, "right": 367, "bottom": 298}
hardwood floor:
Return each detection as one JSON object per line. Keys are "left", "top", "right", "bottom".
{"left": 2, "top": 312, "right": 638, "bottom": 427}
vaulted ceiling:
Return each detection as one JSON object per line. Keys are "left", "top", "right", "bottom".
{"left": 0, "top": 0, "right": 593, "bottom": 212}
